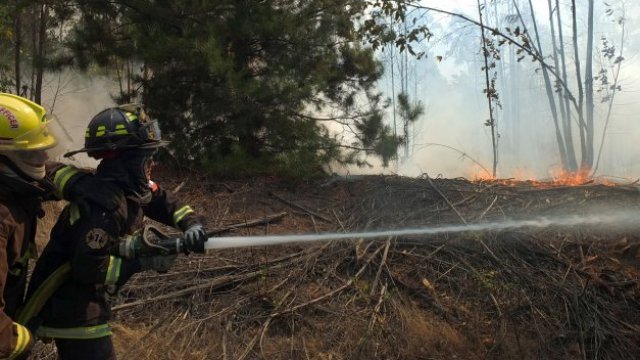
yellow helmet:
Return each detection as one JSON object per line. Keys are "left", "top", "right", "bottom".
{"left": 0, "top": 93, "right": 57, "bottom": 151}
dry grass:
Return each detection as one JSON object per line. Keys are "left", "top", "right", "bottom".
{"left": 36, "top": 201, "right": 66, "bottom": 250}
{"left": 394, "top": 299, "right": 473, "bottom": 358}
{"left": 28, "top": 171, "right": 640, "bottom": 359}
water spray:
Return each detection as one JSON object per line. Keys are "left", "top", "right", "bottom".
{"left": 117, "top": 211, "right": 639, "bottom": 258}
{"left": 203, "top": 211, "right": 640, "bottom": 250}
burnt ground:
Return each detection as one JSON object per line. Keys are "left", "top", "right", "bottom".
{"left": 32, "top": 168, "right": 640, "bottom": 360}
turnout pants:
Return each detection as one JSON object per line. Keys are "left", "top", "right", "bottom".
{"left": 55, "top": 336, "right": 116, "bottom": 360}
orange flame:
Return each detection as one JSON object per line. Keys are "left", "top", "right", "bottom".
{"left": 470, "top": 165, "right": 618, "bottom": 187}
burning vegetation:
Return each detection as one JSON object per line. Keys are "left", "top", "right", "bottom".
{"left": 33, "top": 170, "right": 640, "bottom": 359}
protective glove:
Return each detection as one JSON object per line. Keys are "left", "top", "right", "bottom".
{"left": 183, "top": 223, "right": 207, "bottom": 253}
{"left": 138, "top": 254, "right": 177, "bottom": 273}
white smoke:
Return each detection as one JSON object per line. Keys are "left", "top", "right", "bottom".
{"left": 41, "top": 71, "right": 117, "bottom": 169}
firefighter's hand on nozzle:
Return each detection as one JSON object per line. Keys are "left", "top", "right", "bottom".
{"left": 183, "top": 223, "right": 207, "bottom": 253}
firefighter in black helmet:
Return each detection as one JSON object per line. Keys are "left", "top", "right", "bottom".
{"left": 26, "top": 104, "right": 207, "bottom": 359}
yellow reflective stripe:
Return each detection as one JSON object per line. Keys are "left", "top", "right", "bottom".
{"left": 69, "top": 203, "right": 81, "bottom": 225}
{"left": 85, "top": 129, "right": 90, "bottom": 138}
{"left": 96, "top": 125, "right": 106, "bottom": 136}
{"left": 16, "top": 263, "right": 72, "bottom": 325}
{"left": 114, "top": 124, "right": 128, "bottom": 135}
{"left": 105, "top": 256, "right": 122, "bottom": 285}
{"left": 9, "top": 322, "right": 30, "bottom": 359}
{"left": 173, "top": 205, "right": 194, "bottom": 226}
{"left": 125, "top": 113, "right": 138, "bottom": 122}
{"left": 36, "top": 324, "right": 112, "bottom": 340}
{"left": 53, "top": 165, "right": 80, "bottom": 198}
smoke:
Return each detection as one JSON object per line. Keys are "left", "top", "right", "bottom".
{"left": 41, "top": 71, "right": 117, "bottom": 168}
{"left": 345, "top": 1, "right": 640, "bottom": 181}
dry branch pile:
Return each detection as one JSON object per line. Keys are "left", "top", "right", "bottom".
{"left": 33, "top": 173, "right": 640, "bottom": 360}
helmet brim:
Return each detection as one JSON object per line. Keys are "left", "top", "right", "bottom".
{"left": 63, "top": 140, "right": 170, "bottom": 158}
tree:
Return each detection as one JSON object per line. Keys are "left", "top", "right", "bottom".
{"left": 478, "top": 0, "right": 500, "bottom": 177}
{"left": 52, "top": 0, "right": 402, "bottom": 175}
{"left": 0, "top": 1, "right": 74, "bottom": 104}
{"left": 365, "top": 1, "right": 623, "bottom": 177}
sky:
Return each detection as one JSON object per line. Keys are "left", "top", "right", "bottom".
{"left": 350, "top": 0, "right": 640, "bottom": 181}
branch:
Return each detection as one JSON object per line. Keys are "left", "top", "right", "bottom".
{"left": 390, "top": 1, "right": 581, "bottom": 115}
{"left": 269, "top": 192, "right": 333, "bottom": 223}
{"left": 413, "top": 142, "right": 491, "bottom": 177}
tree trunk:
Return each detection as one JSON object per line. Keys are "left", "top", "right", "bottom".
{"left": 519, "top": 0, "right": 568, "bottom": 169}
{"left": 548, "top": 0, "right": 577, "bottom": 171}
{"left": 477, "top": 0, "right": 498, "bottom": 177}
{"left": 592, "top": 7, "right": 625, "bottom": 176}
{"left": 14, "top": 10, "right": 22, "bottom": 95}
{"left": 570, "top": 0, "right": 587, "bottom": 168}
{"left": 555, "top": 0, "right": 577, "bottom": 171}
{"left": 34, "top": 4, "right": 47, "bottom": 104}
{"left": 30, "top": 5, "right": 37, "bottom": 101}
{"left": 583, "top": 0, "right": 595, "bottom": 169}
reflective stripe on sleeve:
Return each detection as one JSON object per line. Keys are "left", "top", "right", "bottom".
{"left": 15, "top": 263, "right": 72, "bottom": 325}
{"left": 36, "top": 324, "right": 112, "bottom": 340}
{"left": 9, "top": 322, "right": 31, "bottom": 360}
{"left": 53, "top": 165, "right": 80, "bottom": 198}
{"left": 69, "top": 203, "right": 81, "bottom": 226}
{"left": 173, "top": 205, "right": 194, "bottom": 226}
{"left": 105, "top": 256, "right": 122, "bottom": 286}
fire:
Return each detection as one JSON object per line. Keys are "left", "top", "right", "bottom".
{"left": 547, "top": 166, "right": 591, "bottom": 186}
{"left": 469, "top": 165, "right": 618, "bottom": 187}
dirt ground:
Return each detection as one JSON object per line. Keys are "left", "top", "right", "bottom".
{"left": 32, "top": 169, "right": 640, "bottom": 359}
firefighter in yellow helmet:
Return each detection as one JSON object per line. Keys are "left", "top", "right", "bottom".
{"left": 0, "top": 93, "right": 114, "bottom": 360}
{"left": 0, "top": 93, "right": 57, "bottom": 359}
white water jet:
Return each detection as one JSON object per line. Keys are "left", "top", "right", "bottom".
{"left": 205, "top": 211, "right": 640, "bottom": 250}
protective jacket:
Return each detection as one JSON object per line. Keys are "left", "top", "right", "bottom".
{"left": 26, "top": 178, "right": 198, "bottom": 339}
{"left": 0, "top": 175, "right": 40, "bottom": 359}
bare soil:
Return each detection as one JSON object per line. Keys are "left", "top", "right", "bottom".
{"left": 32, "top": 169, "right": 640, "bottom": 360}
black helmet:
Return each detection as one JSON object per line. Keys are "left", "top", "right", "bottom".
{"left": 65, "top": 104, "right": 168, "bottom": 158}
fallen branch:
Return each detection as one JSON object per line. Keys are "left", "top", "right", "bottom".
{"left": 269, "top": 192, "right": 333, "bottom": 223}
{"left": 207, "top": 211, "right": 288, "bottom": 235}
{"left": 370, "top": 238, "right": 391, "bottom": 297}
{"left": 112, "top": 271, "right": 261, "bottom": 311}
{"left": 368, "top": 284, "right": 387, "bottom": 331}
{"left": 425, "top": 175, "right": 467, "bottom": 224}
{"left": 267, "top": 244, "right": 384, "bottom": 317}
{"left": 476, "top": 195, "right": 499, "bottom": 221}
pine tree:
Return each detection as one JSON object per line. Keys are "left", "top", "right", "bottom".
{"left": 61, "top": 0, "right": 401, "bottom": 175}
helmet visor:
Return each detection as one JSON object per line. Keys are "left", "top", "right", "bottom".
{"left": 138, "top": 119, "right": 162, "bottom": 142}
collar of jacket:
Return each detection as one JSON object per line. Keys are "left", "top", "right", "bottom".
{"left": 0, "top": 173, "right": 46, "bottom": 201}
